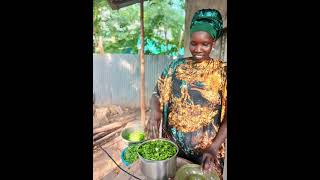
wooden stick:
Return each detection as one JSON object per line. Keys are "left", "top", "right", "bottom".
{"left": 140, "top": 0, "right": 146, "bottom": 130}
{"left": 93, "top": 112, "right": 137, "bottom": 133}
{"left": 93, "top": 128, "right": 122, "bottom": 146}
{"left": 93, "top": 131, "right": 109, "bottom": 140}
{"left": 93, "top": 125, "right": 125, "bottom": 140}
{"left": 93, "top": 116, "right": 136, "bottom": 134}
{"left": 107, "top": 112, "right": 137, "bottom": 122}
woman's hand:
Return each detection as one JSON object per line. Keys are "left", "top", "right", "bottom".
{"left": 144, "top": 95, "right": 161, "bottom": 139}
{"left": 145, "top": 118, "right": 159, "bottom": 139}
{"left": 201, "top": 145, "right": 222, "bottom": 176}
{"left": 201, "top": 112, "right": 227, "bottom": 176}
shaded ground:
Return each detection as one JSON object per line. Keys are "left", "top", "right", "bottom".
{"left": 93, "top": 105, "right": 149, "bottom": 180}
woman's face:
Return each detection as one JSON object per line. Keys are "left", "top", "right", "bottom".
{"left": 189, "top": 31, "right": 215, "bottom": 62}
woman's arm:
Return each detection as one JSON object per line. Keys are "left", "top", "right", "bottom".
{"left": 210, "top": 111, "right": 227, "bottom": 152}
{"left": 202, "top": 108, "right": 227, "bottom": 175}
{"left": 145, "top": 94, "right": 162, "bottom": 139}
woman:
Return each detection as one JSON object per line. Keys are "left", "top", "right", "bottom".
{"left": 146, "top": 8, "right": 227, "bottom": 177}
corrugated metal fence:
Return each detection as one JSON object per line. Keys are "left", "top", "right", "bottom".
{"left": 93, "top": 54, "right": 173, "bottom": 107}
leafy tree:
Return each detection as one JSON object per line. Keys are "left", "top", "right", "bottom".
{"left": 93, "top": 0, "right": 185, "bottom": 56}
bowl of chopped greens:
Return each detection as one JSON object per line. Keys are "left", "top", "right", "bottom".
{"left": 121, "top": 126, "right": 145, "bottom": 145}
{"left": 137, "top": 138, "right": 179, "bottom": 180}
{"left": 121, "top": 144, "right": 140, "bottom": 166}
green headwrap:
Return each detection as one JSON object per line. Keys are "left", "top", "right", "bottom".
{"left": 190, "top": 9, "right": 223, "bottom": 40}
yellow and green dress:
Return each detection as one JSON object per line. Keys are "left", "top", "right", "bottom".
{"left": 154, "top": 57, "right": 227, "bottom": 166}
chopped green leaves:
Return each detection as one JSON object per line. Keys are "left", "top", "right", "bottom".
{"left": 138, "top": 140, "right": 177, "bottom": 161}
{"left": 128, "top": 130, "right": 145, "bottom": 141}
{"left": 124, "top": 144, "right": 139, "bottom": 164}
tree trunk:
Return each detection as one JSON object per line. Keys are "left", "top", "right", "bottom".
{"left": 140, "top": 0, "right": 146, "bottom": 128}
{"left": 98, "top": 36, "right": 105, "bottom": 55}
{"left": 177, "top": 26, "right": 184, "bottom": 55}
{"left": 165, "top": 30, "right": 168, "bottom": 52}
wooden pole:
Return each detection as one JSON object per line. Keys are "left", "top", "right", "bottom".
{"left": 140, "top": 0, "right": 146, "bottom": 128}
{"left": 98, "top": 36, "right": 105, "bottom": 55}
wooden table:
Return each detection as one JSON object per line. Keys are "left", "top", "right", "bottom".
{"left": 103, "top": 157, "right": 192, "bottom": 180}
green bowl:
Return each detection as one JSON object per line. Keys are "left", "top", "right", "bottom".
{"left": 174, "top": 164, "right": 220, "bottom": 180}
{"left": 121, "top": 126, "right": 145, "bottom": 145}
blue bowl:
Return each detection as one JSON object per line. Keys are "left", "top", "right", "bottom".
{"left": 121, "top": 147, "right": 130, "bottom": 167}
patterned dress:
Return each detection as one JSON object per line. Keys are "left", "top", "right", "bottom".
{"left": 154, "top": 57, "right": 227, "bottom": 167}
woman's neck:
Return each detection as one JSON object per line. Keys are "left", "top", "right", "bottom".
{"left": 191, "top": 57, "right": 212, "bottom": 64}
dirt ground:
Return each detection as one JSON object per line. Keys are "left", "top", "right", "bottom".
{"left": 93, "top": 105, "right": 149, "bottom": 180}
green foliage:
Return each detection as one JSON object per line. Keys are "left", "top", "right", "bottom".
{"left": 93, "top": 0, "right": 185, "bottom": 55}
